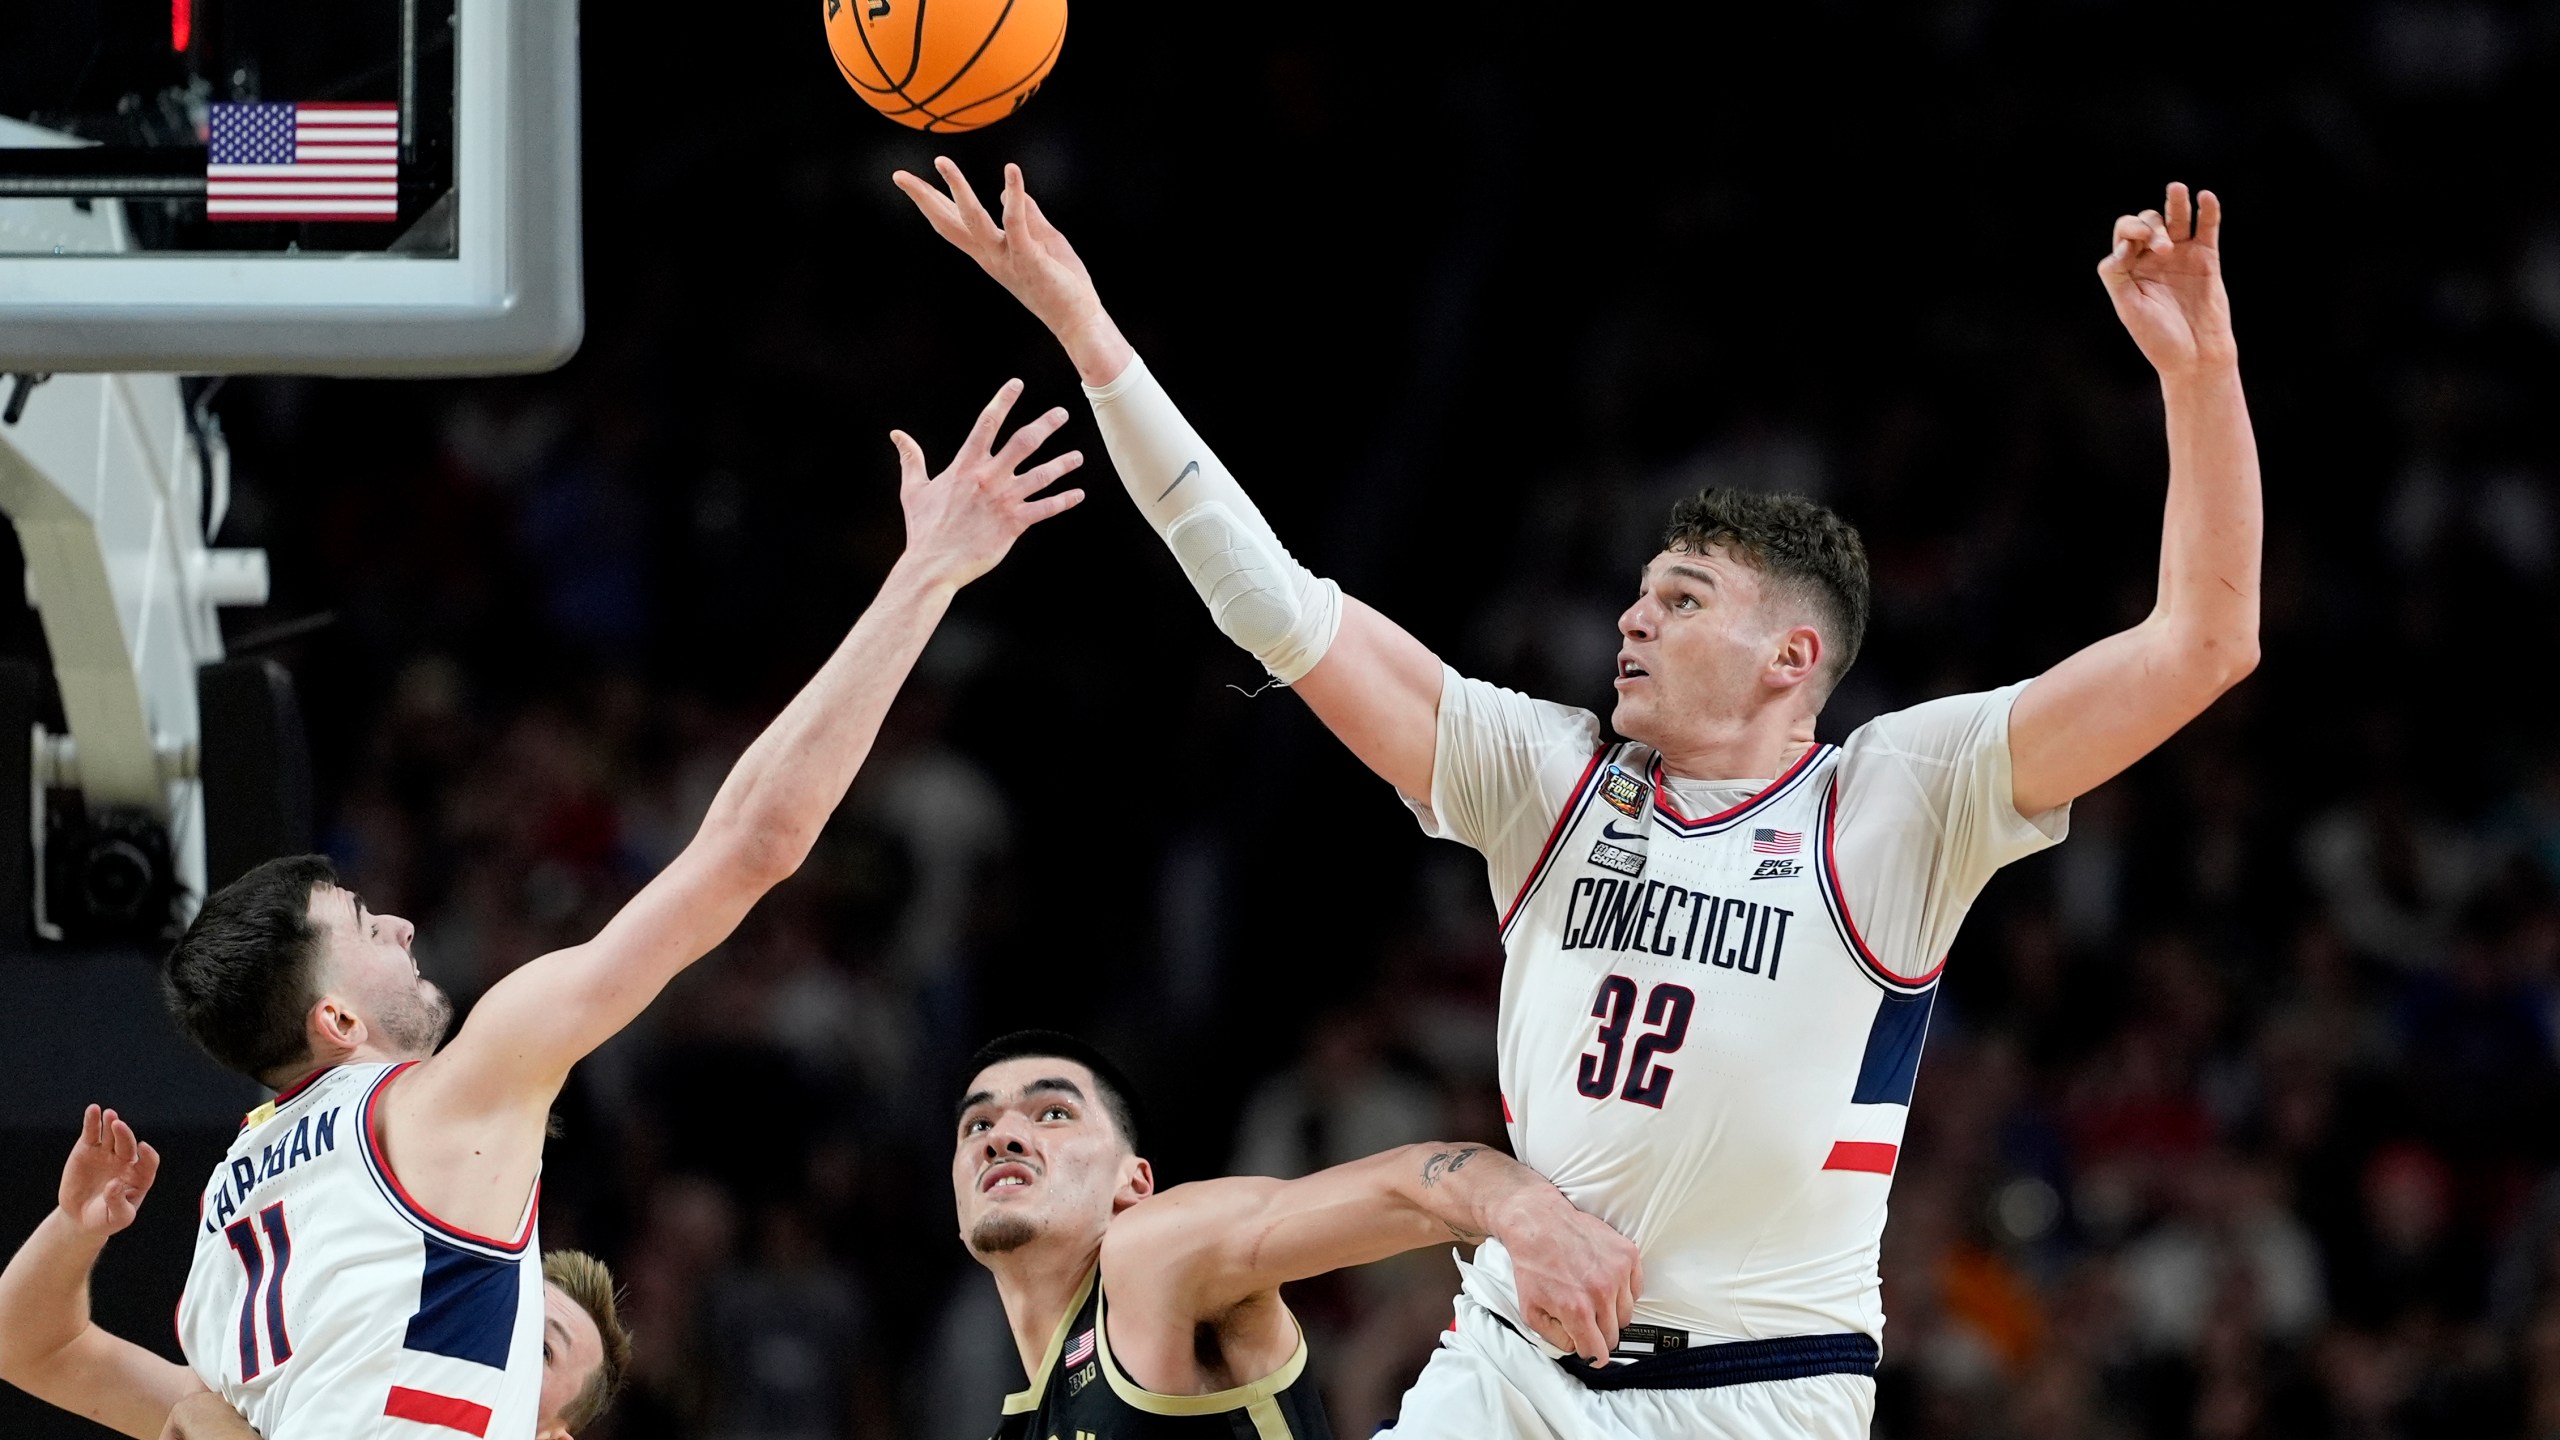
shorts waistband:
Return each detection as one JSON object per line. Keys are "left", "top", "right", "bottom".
{"left": 1486, "top": 1311, "right": 1879, "bottom": 1392}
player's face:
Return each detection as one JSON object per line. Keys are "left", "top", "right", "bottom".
{"left": 1613, "top": 546, "right": 1816, "bottom": 748}
{"left": 533, "top": 1280, "right": 607, "bottom": 1439}
{"left": 952, "top": 1058, "right": 1152, "bottom": 1264}
{"left": 307, "top": 884, "right": 452, "bottom": 1060}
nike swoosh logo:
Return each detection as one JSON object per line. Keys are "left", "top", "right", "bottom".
{"left": 1157, "top": 460, "right": 1200, "bottom": 503}
{"left": 1602, "top": 820, "right": 1646, "bottom": 842}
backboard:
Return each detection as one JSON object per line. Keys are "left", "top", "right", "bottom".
{"left": 0, "top": 0, "right": 580, "bottom": 375}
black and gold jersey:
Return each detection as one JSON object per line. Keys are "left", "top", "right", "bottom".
{"left": 991, "top": 1269, "right": 1334, "bottom": 1440}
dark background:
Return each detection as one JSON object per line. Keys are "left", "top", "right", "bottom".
{"left": 9, "top": 1, "right": 2560, "bottom": 1436}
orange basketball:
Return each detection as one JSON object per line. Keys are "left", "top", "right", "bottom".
{"left": 824, "top": 0, "right": 1066, "bottom": 133}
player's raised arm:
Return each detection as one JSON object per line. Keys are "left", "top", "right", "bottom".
{"left": 1102, "top": 1142, "right": 1642, "bottom": 1368}
{"left": 406, "top": 381, "right": 1085, "bottom": 1117}
{"left": 0, "top": 1108, "right": 240, "bottom": 1440}
{"left": 895, "top": 160, "right": 1448, "bottom": 801}
{"left": 2007, "top": 184, "right": 2261, "bottom": 815}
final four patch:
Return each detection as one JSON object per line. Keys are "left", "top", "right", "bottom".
{"left": 1600, "top": 765, "right": 1650, "bottom": 819}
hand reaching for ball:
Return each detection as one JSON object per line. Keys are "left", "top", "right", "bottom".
{"left": 895, "top": 160, "right": 1137, "bottom": 387}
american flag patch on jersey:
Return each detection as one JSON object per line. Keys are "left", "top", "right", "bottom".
{"left": 1751, "top": 828, "right": 1802, "bottom": 855}
{"left": 1062, "top": 1328, "right": 1096, "bottom": 1368}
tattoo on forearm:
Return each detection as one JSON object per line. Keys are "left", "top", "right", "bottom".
{"left": 1420, "top": 1146, "right": 1481, "bottom": 1188}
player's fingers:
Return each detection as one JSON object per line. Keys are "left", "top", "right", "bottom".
{"left": 2138, "top": 208, "right": 2172, "bottom": 253}
{"left": 994, "top": 405, "right": 1072, "bottom": 470}
{"left": 2196, "top": 189, "right": 2223, "bottom": 249}
{"left": 1021, "top": 487, "right": 1085, "bottom": 524}
{"left": 936, "top": 156, "right": 1001, "bottom": 240}
{"left": 965, "top": 379, "right": 1027, "bottom": 457}
{"left": 1013, "top": 451, "right": 1085, "bottom": 496}
{"left": 2165, "top": 182, "right": 2192, "bottom": 240}
{"left": 888, "top": 430, "right": 929, "bottom": 490}
{"left": 891, "top": 171, "right": 971, "bottom": 242}
{"left": 109, "top": 1116, "right": 136, "bottom": 1164}
{"left": 80, "top": 1104, "right": 102, "bottom": 1148}
{"left": 134, "top": 1142, "right": 160, "bottom": 1191}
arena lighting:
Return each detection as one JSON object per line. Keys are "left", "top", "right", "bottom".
{"left": 172, "top": 0, "right": 192, "bottom": 52}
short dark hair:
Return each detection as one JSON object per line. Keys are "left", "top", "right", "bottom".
{"left": 1663, "top": 488, "right": 1870, "bottom": 697}
{"left": 961, "top": 1030, "right": 1144, "bottom": 1154}
{"left": 163, "top": 855, "right": 339, "bottom": 1084}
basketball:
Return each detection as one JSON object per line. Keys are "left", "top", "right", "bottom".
{"left": 824, "top": 0, "right": 1066, "bottom": 133}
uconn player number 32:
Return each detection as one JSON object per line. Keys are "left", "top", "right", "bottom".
{"left": 1575, "top": 977, "right": 1693, "bottom": 1108}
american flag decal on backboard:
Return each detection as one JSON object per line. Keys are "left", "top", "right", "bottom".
{"left": 206, "top": 102, "right": 399, "bottom": 221}
{"left": 1062, "top": 1328, "right": 1096, "bottom": 1368}
{"left": 1751, "top": 828, "right": 1802, "bottom": 855}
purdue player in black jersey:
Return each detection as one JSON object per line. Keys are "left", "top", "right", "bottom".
{"left": 956, "top": 1032, "right": 1641, "bottom": 1438}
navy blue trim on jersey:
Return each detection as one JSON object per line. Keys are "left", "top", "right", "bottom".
{"left": 1812, "top": 779, "right": 1943, "bottom": 998}
{"left": 1647, "top": 744, "right": 1833, "bottom": 838}
{"left": 1497, "top": 746, "right": 1616, "bottom": 944}
{"left": 1560, "top": 1330, "right": 1879, "bottom": 1392}
{"left": 404, "top": 1234, "right": 521, "bottom": 1369}
{"left": 1851, "top": 989, "right": 1936, "bottom": 1106}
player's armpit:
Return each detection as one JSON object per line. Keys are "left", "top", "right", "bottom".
{"left": 1288, "top": 598, "right": 1447, "bottom": 803}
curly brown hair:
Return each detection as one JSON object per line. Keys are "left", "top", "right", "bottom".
{"left": 1662, "top": 488, "right": 1871, "bottom": 700}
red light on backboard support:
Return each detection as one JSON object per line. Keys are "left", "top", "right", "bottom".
{"left": 172, "top": 0, "right": 193, "bottom": 51}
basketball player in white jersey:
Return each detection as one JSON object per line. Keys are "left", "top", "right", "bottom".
{"left": 0, "top": 1104, "right": 623, "bottom": 1439}
{"left": 3, "top": 378, "right": 1087, "bottom": 1440}
{"left": 901, "top": 166, "right": 2261, "bottom": 1437}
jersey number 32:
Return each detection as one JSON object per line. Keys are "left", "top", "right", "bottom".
{"left": 1576, "top": 975, "right": 1693, "bottom": 1108}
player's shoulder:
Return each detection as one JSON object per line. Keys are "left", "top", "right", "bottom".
{"left": 1838, "top": 680, "right": 2035, "bottom": 762}
{"left": 1441, "top": 668, "right": 1602, "bottom": 751}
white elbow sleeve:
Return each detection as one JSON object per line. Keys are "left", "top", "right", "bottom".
{"left": 1085, "top": 357, "right": 1342, "bottom": 684}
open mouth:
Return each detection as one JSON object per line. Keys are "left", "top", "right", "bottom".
{"left": 1617, "top": 657, "right": 1649, "bottom": 681}
{"left": 979, "top": 1161, "right": 1037, "bottom": 1194}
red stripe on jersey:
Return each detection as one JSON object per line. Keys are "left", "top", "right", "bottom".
{"left": 384, "top": 1387, "right": 494, "bottom": 1436}
{"left": 1496, "top": 749, "right": 1608, "bottom": 935}
{"left": 363, "top": 1064, "right": 540, "bottom": 1252}
{"left": 1820, "top": 783, "right": 1946, "bottom": 990}
{"left": 1501, "top": 1092, "right": 1513, "bottom": 1123}
{"left": 1822, "top": 1141, "right": 1898, "bottom": 1175}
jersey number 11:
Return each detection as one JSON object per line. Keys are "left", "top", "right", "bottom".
{"left": 223, "top": 1202, "right": 295, "bottom": 1379}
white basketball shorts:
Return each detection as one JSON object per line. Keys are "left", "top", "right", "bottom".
{"left": 1380, "top": 1294, "right": 1877, "bottom": 1440}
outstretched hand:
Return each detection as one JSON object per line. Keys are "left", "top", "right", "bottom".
{"left": 893, "top": 160, "right": 1135, "bottom": 385}
{"left": 59, "top": 1105, "right": 159, "bottom": 1241}
{"left": 2097, "top": 182, "right": 2236, "bottom": 378}
{"left": 896, "top": 161, "right": 1099, "bottom": 336}
{"left": 893, "top": 378, "right": 1085, "bottom": 591}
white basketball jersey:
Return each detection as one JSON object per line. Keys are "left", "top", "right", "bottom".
{"left": 178, "top": 1062, "right": 546, "bottom": 1440}
{"left": 1412, "top": 672, "right": 2066, "bottom": 1349}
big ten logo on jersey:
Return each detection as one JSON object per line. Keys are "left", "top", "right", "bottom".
{"left": 204, "top": 1105, "right": 341, "bottom": 1233}
{"left": 1558, "top": 875, "right": 1792, "bottom": 981}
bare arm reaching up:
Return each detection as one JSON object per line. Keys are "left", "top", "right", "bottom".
{"left": 2007, "top": 184, "right": 2261, "bottom": 814}
{"left": 0, "top": 1108, "right": 256, "bottom": 1440}
{"left": 385, "top": 380, "right": 1086, "bottom": 1238}
{"left": 896, "top": 159, "right": 1448, "bottom": 802}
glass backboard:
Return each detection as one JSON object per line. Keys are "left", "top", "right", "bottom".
{"left": 0, "top": 0, "right": 580, "bottom": 375}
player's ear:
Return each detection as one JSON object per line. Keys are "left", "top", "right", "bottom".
{"left": 1765, "top": 621, "right": 1823, "bottom": 695}
{"left": 306, "top": 993, "right": 367, "bottom": 1062}
{"left": 1115, "top": 1155, "right": 1155, "bottom": 1210}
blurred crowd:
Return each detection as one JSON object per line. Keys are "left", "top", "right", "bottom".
{"left": 161, "top": 2, "right": 2560, "bottom": 1438}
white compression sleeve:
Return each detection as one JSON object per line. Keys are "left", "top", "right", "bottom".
{"left": 1083, "top": 356, "right": 1342, "bottom": 684}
